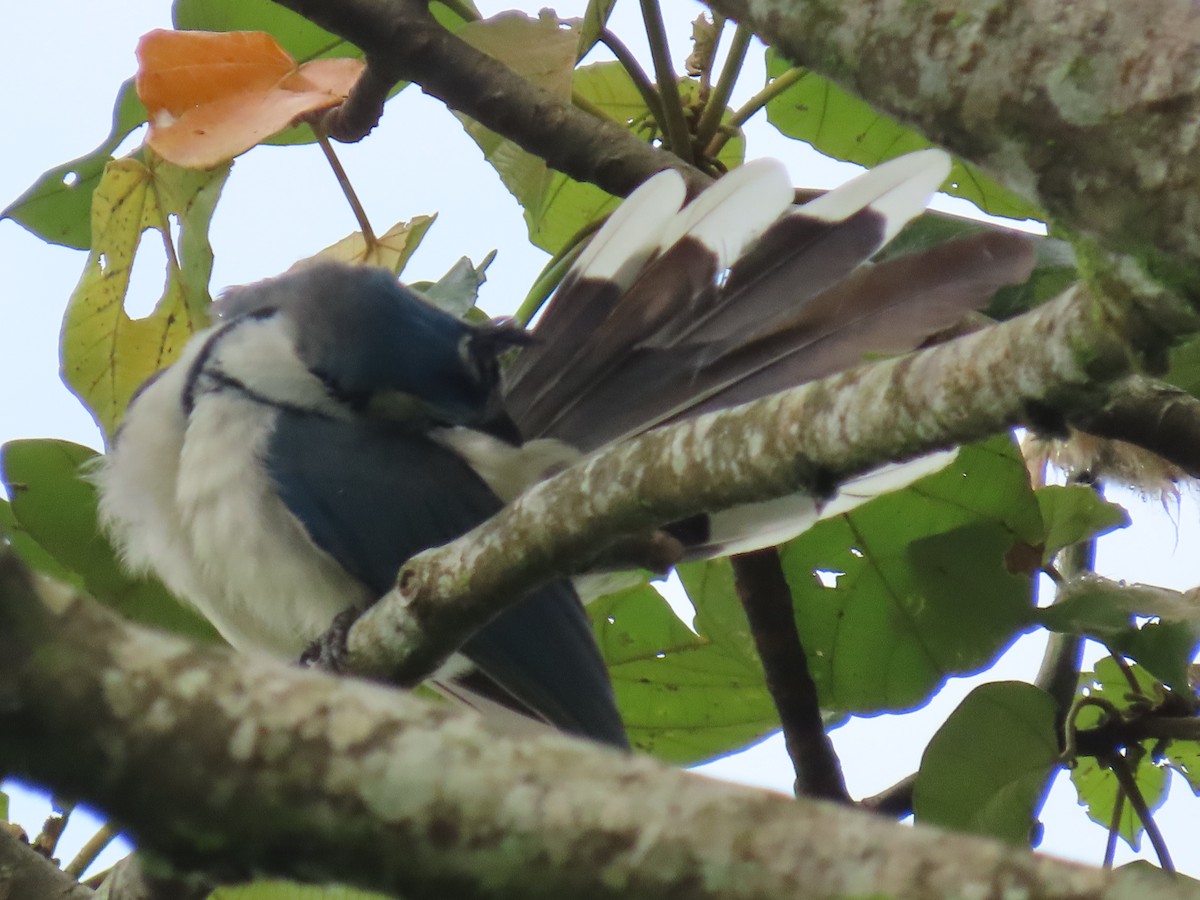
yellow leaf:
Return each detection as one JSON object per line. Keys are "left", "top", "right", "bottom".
{"left": 61, "top": 154, "right": 227, "bottom": 441}
{"left": 137, "top": 29, "right": 363, "bottom": 168}
{"left": 295, "top": 215, "right": 437, "bottom": 274}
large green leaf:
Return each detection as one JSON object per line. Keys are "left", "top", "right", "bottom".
{"left": 0, "top": 497, "right": 80, "bottom": 587}
{"left": 461, "top": 45, "right": 744, "bottom": 255}
{"left": 2, "top": 81, "right": 147, "bottom": 249}
{"left": 61, "top": 154, "right": 225, "bottom": 440}
{"left": 779, "top": 437, "right": 1041, "bottom": 714}
{"left": 764, "top": 49, "right": 1040, "bottom": 222}
{"left": 590, "top": 582, "right": 778, "bottom": 764}
{"left": 0, "top": 440, "right": 220, "bottom": 643}
{"left": 454, "top": 13, "right": 608, "bottom": 255}
{"left": 913, "top": 682, "right": 1059, "bottom": 844}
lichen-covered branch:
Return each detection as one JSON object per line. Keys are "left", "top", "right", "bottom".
{"left": 269, "top": 0, "right": 709, "bottom": 197}
{"left": 346, "top": 284, "right": 1134, "bottom": 683}
{"left": 4, "top": 551, "right": 1196, "bottom": 900}
{"left": 701, "top": 0, "right": 1200, "bottom": 291}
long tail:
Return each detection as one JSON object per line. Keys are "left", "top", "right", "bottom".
{"left": 505, "top": 150, "right": 1036, "bottom": 551}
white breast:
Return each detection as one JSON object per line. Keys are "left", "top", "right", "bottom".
{"left": 95, "top": 321, "right": 371, "bottom": 660}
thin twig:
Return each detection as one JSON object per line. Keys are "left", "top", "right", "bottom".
{"left": 730, "top": 549, "right": 851, "bottom": 803}
{"left": 1106, "top": 751, "right": 1175, "bottom": 872}
{"left": 860, "top": 774, "right": 916, "bottom": 819}
{"left": 315, "top": 128, "right": 376, "bottom": 247}
{"left": 706, "top": 65, "right": 804, "bottom": 158}
{"left": 599, "top": 28, "right": 665, "bottom": 129}
{"left": 694, "top": 23, "right": 752, "bottom": 155}
{"left": 1103, "top": 789, "right": 1124, "bottom": 868}
{"left": 697, "top": 14, "right": 726, "bottom": 95}
{"left": 638, "top": 0, "right": 694, "bottom": 162}
{"left": 64, "top": 822, "right": 120, "bottom": 879}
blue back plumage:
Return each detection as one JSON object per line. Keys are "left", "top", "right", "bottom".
{"left": 266, "top": 410, "right": 628, "bottom": 747}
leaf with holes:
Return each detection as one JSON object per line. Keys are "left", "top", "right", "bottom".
{"left": 590, "top": 582, "right": 777, "bottom": 764}
{"left": 61, "top": 153, "right": 226, "bottom": 440}
{"left": 780, "top": 436, "right": 1041, "bottom": 714}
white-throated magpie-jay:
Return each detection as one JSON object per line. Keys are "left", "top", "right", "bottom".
{"left": 95, "top": 150, "right": 1034, "bottom": 748}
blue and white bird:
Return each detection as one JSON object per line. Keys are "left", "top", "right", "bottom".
{"left": 95, "top": 150, "right": 1034, "bottom": 748}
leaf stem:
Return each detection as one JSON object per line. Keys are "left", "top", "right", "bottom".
{"left": 697, "top": 14, "right": 726, "bottom": 95}
{"left": 599, "top": 28, "right": 666, "bottom": 130}
{"left": 64, "top": 822, "right": 121, "bottom": 878}
{"left": 1107, "top": 751, "right": 1175, "bottom": 872}
{"left": 1103, "top": 789, "right": 1123, "bottom": 868}
{"left": 638, "top": 0, "right": 693, "bottom": 162}
{"left": 694, "top": 23, "right": 752, "bottom": 156}
{"left": 707, "top": 66, "right": 804, "bottom": 159}
{"left": 315, "top": 127, "right": 376, "bottom": 247}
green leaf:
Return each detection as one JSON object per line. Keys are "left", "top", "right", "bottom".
{"left": 590, "top": 582, "right": 778, "bottom": 764}
{"left": 1070, "top": 658, "right": 1172, "bottom": 850}
{"left": 455, "top": 14, "right": 609, "bottom": 255}
{"left": 1163, "top": 740, "right": 1200, "bottom": 795}
{"left": 411, "top": 251, "right": 497, "bottom": 319}
{"left": 0, "top": 497, "right": 81, "bottom": 587}
{"left": 463, "top": 50, "right": 745, "bottom": 254}
{"left": 0, "top": 439, "right": 221, "bottom": 643}
{"left": 780, "top": 436, "right": 1040, "bottom": 714}
{"left": 1071, "top": 751, "right": 1168, "bottom": 851}
{"left": 2, "top": 81, "right": 147, "bottom": 249}
{"left": 914, "top": 682, "right": 1059, "bottom": 843}
{"left": 1165, "top": 333, "right": 1200, "bottom": 398}
{"left": 1036, "top": 484, "right": 1129, "bottom": 562}
{"left": 764, "top": 49, "right": 1040, "bottom": 221}
{"left": 577, "top": 0, "right": 616, "bottom": 58}
{"left": 61, "top": 154, "right": 226, "bottom": 440}
{"left": 1038, "top": 580, "right": 1200, "bottom": 691}
{"left": 174, "top": 0, "right": 351, "bottom": 59}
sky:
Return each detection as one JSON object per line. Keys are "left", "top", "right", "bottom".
{"left": 4, "top": 0, "right": 1200, "bottom": 884}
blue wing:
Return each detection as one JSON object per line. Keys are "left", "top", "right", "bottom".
{"left": 265, "top": 409, "right": 628, "bottom": 748}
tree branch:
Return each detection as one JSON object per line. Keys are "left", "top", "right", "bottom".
{"left": 270, "top": 0, "right": 710, "bottom": 197}
{"left": 344, "top": 284, "right": 1143, "bottom": 684}
{"left": 702, "top": 0, "right": 1200, "bottom": 286}
{"left": 1075, "top": 375, "right": 1200, "bottom": 478}
{"left": 0, "top": 825, "right": 92, "bottom": 900}
{"left": 730, "top": 549, "right": 850, "bottom": 803}
{"left": 4, "top": 552, "right": 1196, "bottom": 900}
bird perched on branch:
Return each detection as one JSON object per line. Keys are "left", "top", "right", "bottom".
{"left": 95, "top": 149, "right": 1034, "bottom": 749}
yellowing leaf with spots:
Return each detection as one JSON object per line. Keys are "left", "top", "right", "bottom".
{"left": 294, "top": 215, "right": 438, "bottom": 274}
{"left": 62, "top": 153, "right": 227, "bottom": 441}
{"left": 137, "top": 29, "right": 363, "bottom": 168}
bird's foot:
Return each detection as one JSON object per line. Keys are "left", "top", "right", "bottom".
{"left": 299, "top": 606, "right": 361, "bottom": 674}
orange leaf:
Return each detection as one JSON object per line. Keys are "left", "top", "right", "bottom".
{"left": 136, "top": 30, "right": 364, "bottom": 168}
